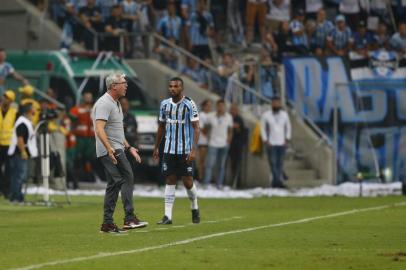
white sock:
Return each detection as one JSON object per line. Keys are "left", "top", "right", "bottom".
{"left": 164, "top": 185, "right": 176, "bottom": 219}
{"left": 186, "top": 184, "right": 198, "bottom": 210}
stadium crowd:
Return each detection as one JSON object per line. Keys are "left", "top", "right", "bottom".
{"left": 28, "top": 0, "right": 406, "bottom": 102}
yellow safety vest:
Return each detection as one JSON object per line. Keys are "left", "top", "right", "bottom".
{"left": 0, "top": 106, "right": 17, "bottom": 146}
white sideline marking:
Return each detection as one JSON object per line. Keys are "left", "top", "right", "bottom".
{"left": 10, "top": 202, "right": 406, "bottom": 270}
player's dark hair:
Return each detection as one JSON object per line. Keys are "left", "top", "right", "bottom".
{"left": 169, "top": 77, "right": 183, "bottom": 86}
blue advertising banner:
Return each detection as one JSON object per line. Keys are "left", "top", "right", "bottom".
{"left": 284, "top": 52, "right": 406, "bottom": 182}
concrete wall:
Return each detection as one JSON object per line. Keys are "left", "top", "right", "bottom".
{"left": 127, "top": 59, "right": 271, "bottom": 187}
{"left": 289, "top": 110, "right": 334, "bottom": 183}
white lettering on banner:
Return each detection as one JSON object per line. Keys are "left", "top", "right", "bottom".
{"left": 289, "top": 58, "right": 323, "bottom": 120}
{"left": 286, "top": 57, "right": 402, "bottom": 123}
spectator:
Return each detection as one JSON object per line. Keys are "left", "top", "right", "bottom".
{"left": 339, "top": 0, "right": 361, "bottom": 31}
{"left": 122, "top": 0, "right": 140, "bottom": 33}
{"left": 61, "top": 108, "right": 78, "bottom": 189}
{"left": 0, "top": 49, "right": 28, "bottom": 95}
{"left": 263, "top": 31, "right": 278, "bottom": 59}
{"left": 78, "top": 0, "right": 103, "bottom": 50}
{"left": 228, "top": 103, "right": 245, "bottom": 188}
{"left": 351, "top": 20, "right": 373, "bottom": 59}
{"left": 19, "top": 85, "right": 41, "bottom": 126}
{"left": 97, "top": 0, "right": 120, "bottom": 20}
{"left": 203, "top": 99, "right": 233, "bottom": 188}
{"left": 260, "top": 96, "right": 291, "bottom": 188}
{"left": 181, "top": 0, "right": 198, "bottom": 20}
{"left": 45, "top": 87, "right": 58, "bottom": 110}
{"left": 245, "top": 0, "right": 267, "bottom": 45}
{"left": 273, "top": 21, "right": 294, "bottom": 61}
{"left": 137, "top": 0, "right": 155, "bottom": 32}
{"left": 239, "top": 57, "right": 256, "bottom": 104}
{"left": 306, "top": 19, "right": 318, "bottom": 54}
{"left": 371, "top": 22, "right": 389, "bottom": 50}
{"left": 104, "top": 4, "right": 131, "bottom": 54}
{"left": 289, "top": 9, "right": 309, "bottom": 55}
{"left": 216, "top": 52, "right": 240, "bottom": 96}
{"left": 266, "top": 0, "right": 290, "bottom": 34}
{"left": 69, "top": 91, "right": 96, "bottom": 182}
{"left": 259, "top": 49, "right": 278, "bottom": 99}
{"left": 60, "top": 3, "right": 78, "bottom": 49}
{"left": 197, "top": 99, "right": 212, "bottom": 182}
{"left": 226, "top": 0, "right": 245, "bottom": 46}
{"left": 313, "top": 9, "right": 334, "bottom": 56}
{"left": 8, "top": 103, "right": 38, "bottom": 203}
{"left": 391, "top": 1, "right": 406, "bottom": 26}
{"left": 0, "top": 90, "right": 17, "bottom": 198}
{"left": 305, "top": 0, "right": 323, "bottom": 20}
{"left": 198, "top": 56, "right": 213, "bottom": 89}
{"left": 152, "top": 0, "right": 174, "bottom": 21}
{"left": 180, "top": 57, "right": 205, "bottom": 87}
{"left": 154, "top": 37, "right": 181, "bottom": 70}
{"left": 389, "top": 22, "right": 406, "bottom": 56}
{"left": 186, "top": 0, "right": 214, "bottom": 60}
{"left": 156, "top": 1, "right": 182, "bottom": 43}
{"left": 327, "top": 15, "right": 353, "bottom": 56}
{"left": 369, "top": 0, "right": 390, "bottom": 26}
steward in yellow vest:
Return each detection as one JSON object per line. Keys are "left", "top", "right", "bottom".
{"left": 0, "top": 90, "right": 17, "bottom": 146}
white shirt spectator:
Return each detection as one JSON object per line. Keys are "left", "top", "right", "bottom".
{"left": 267, "top": 0, "right": 290, "bottom": 22}
{"left": 339, "top": 0, "right": 360, "bottom": 14}
{"left": 207, "top": 112, "right": 233, "bottom": 148}
{"left": 306, "top": 0, "right": 323, "bottom": 13}
{"left": 260, "top": 110, "right": 291, "bottom": 146}
{"left": 198, "top": 110, "right": 210, "bottom": 146}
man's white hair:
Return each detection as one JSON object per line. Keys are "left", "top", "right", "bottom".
{"left": 106, "top": 73, "right": 126, "bottom": 90}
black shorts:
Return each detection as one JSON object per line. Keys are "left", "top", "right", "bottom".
{"left": 162, "top": 154, "right": 194, "bottom": 177}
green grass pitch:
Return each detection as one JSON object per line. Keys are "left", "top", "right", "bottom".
{"left": 0, "top": 195, "right": 405, "bottom": 270}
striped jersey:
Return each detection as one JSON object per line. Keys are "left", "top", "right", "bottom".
{"left": 289, "top": 20, "right": 308, "bottom": 47}
{"left": 327, "top": 26, "right": 353, "bottom": 50}
{"left": 159, "top": 96, "right": 199, "bottom": 155}
{"left": 315, "top": 20, "right": 334, "bottom": 48}
{"left": 187, "top": 11, "right": 214, "bottom": 46}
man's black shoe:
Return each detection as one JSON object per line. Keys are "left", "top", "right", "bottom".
{"left": 100, "top": 223, "right": 127, "bottom": 234}
{"left": 157, "top": 215, "right": 172, "bottom": 225}
{"left": 192, "top": 209, "right": 200, "bottom": 224}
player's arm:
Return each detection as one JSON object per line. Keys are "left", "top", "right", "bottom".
{"left": 153, "top": 121, "right": 165, "bottom": 161}
{"left": 186, "top": 120, "right": 200, "bottom": 163}
{"left": 95, "top": 119, "right": 117, "bottom": 164}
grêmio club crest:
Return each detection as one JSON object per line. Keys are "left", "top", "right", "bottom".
{"left": 369, "top": 50, "right": 398, "bottom": 78}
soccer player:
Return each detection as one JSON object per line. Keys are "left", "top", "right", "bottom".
{"left": 153, "top": 77, "right": 200, "bottom": 225}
